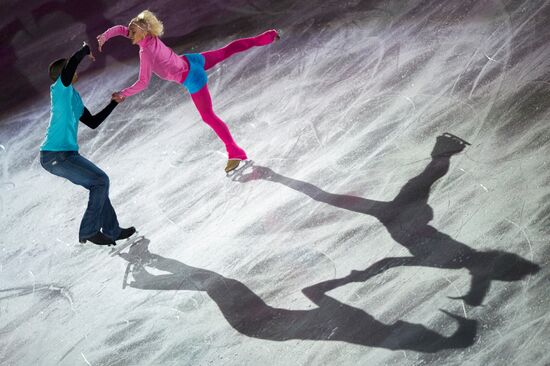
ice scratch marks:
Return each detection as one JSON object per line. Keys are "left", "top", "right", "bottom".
{"left": 29, "top": 271, "right": 36, "bottom": 295}
{"left": 450, "top": 48, "right": 480, "bottom": 97}
{"left": 445, "top": 277, "right": 467, "bottom": 317}
{"left": 0, "top": 145, "right": 9, "bottom": 184}
{"left": 50, "top": 285, "right": 77, "bottom": 313}
{"left": 508, "top": 317, "right": 550, "bottom": 365}
{"left": 312, "top": 249, "right": 337, "bottom": 280}
{"left": 307, "top": 119, "right": 323, "bottom": 148}
{"left": 453, "top": 203, "right": 486, "bottom": 239}
{"left": 503, "top": 201, "right": 535, "bottom": 310}
{"left": 531, "top": 79, "right": 550, "bottom": 87}
{"left": 94, "top": 284, "right": 107, "bottom": 296}
{"left": 402, "top": 96, "right": 416, "bottom": 111}
{"left": 483, "top": 52, "right": 503, "bottom": 64}
{"left": 170, "top": 307, "right": 183, "bottom": 320}
{"left": 81, "top": 352, "right": 92, "bottom": 366}
{"left": 468, "top": 2, "right": 512, "bottom": 100}
{"left": 0, "top": 284, "right": 72, "bottom": 307}
{"left": 327, "top": 326, "right": 339, "bottom": 339}
{"left": 0, "top": 144, "right": 15, "bottom": 217}
{"left": 504, "top": 218, "right": 534, "bottom": 263}
{"left": 356, "top": 93, "right": 417, "bottom": 163}
{"left": 363, "top": 36, "right": 386, "bottom": 91}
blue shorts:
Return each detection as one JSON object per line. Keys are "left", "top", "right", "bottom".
{"left": 182, "top": 53, "right": 207, "bottom": 94}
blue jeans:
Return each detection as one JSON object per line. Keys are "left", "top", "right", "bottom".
{"left": 40, "top": 151, "right": 121, "bottom": 240}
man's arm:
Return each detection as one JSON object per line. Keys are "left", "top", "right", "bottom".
{"left": 60, "top": 43, "right": 91, "bottom": 86}
{"left": 80, "top": 100, "right": 118, "bottom": 129}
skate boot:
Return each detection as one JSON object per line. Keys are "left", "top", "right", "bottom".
{"left": 225, "top": 159, "right": 242, "bottom": 173}
{"left": 431, "top": 133, "right": 470, "bottom": 158}
{"left": 79, "top": 232, "right": 116, "bottom": 246}
{"left": 117, "top": 227, "right": 136, "bottom": 241}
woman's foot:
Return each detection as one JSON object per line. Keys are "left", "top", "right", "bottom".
{"left": 225, "top": 159, "right": 242, "bottom": 173}
{"left": 256, "top": 29, "right": 280, "bottom": 46}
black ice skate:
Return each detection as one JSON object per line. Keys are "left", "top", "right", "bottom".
{"left": 117, "top": 227, "right": 137, "bottom": 241}
{"left": 79, "top": 232, "right": 116, "bottom": 246}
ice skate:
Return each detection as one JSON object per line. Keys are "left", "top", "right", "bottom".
{"left": 116, "top": 226, "right": 137, "bottom": 241}
{"left": 79, "top": 231, "right": 116, "bottom": 246}
{"left": 431, "top": 133, "right": 470, "bottom": 158}
{"left": 225, "top": 159, "right": 242, "bottom": 173}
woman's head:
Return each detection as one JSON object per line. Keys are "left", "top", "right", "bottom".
{"left": 129, "top": 10, "right": 164, "bottom": 44}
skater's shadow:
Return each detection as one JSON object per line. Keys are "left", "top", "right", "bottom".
{"left": 118, "top": 236, "right": 476, "bottom": 352}
{"left": 232, "top": 133, "right": 540, "bottom": 307}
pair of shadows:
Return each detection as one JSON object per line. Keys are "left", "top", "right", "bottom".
{"left": 115, "top": 134, "right": 539, "bottom": 352}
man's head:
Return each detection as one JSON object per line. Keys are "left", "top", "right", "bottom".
{"left": 48, "top": 58, "right": 67, "bottom": 82}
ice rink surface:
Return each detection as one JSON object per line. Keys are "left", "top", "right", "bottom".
{"left": 1, "top": 0, "right": 549, "bottom": 365}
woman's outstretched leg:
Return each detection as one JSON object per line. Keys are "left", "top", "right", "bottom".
{"left": 191, "top": 84, "right": 247, "bottom": 161}
{"left": 201, "top": 30, "right": 278, "bottom": 71}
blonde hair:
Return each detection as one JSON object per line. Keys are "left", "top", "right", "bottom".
{"left": 131, "top": 10, "right": 164, "bottom": 37}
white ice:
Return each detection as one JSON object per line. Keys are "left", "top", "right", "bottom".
{"left": 1, "top": 1, "right": 549, "bottom": 365}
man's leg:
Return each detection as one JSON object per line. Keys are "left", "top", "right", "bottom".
{"left": 41, "top": 151, "right": 119, "bottom": 240}
{"left": 99, "top": 197, "right": 121, "bottom": 240}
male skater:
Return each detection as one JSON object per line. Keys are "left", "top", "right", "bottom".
{"left": 40, "top": 42, "right": 135, "bottom": 246}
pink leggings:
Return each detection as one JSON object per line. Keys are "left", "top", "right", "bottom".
{"left": 190, "top": 30, "right": 278, "bottom": 160}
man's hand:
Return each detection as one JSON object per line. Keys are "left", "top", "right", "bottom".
{"left": 81, "top": 41, "right": 95, "bottom": 61}
{"left": 112, "top": 92, "right": 125, "bottom": 103}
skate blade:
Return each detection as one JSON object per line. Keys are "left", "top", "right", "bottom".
{"left": 110, "top": 234, "right": 143, "bottom": 257}
{"left": 226, "top": 160, "right": 254, "bottom": 177}
{"left": 79, "top": 238, "right": 116, "bottom": 246}
{"left": 441, "top": 132, "right": 471, "bottom": 146}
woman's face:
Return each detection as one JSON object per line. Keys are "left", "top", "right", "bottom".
{"left": 128, "top": 22, "right": 147, "bottom": 44}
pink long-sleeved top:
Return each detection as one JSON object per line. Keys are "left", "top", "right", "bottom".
{"left": 100, "top": 25, "right": 190, "bottom": 97}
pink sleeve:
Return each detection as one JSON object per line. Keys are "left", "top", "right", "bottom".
{"left": 100, "top": 25, "right": 129, "bottom": 42}
{"left": 120, "top": 49, "right": 152, "bottom": 97}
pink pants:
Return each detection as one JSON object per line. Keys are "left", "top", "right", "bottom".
{"left": 190, "top": 30, "right": 278, "bottom": 160}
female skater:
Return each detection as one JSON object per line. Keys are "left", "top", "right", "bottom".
{"left": 97, "top": 10, "right": 279, "bottom": 172}
{"left": 40, "top": 42, "right": 136, "bottom": 246}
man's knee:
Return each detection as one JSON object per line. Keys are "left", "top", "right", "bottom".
{"left": 95, "top": 172, "right": 110, "bottom": 189}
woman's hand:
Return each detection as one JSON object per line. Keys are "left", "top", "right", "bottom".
{"left": 112, "top": 92, "right": 125, "bottom": 103}
{"left": 97, "top": 34, "right": 106, "bottom": 52}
